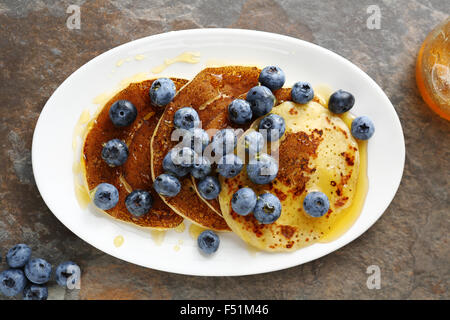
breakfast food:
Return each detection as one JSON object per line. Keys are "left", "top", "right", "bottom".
{"left": 79, "top": 63, "right": 374, "bottom": 253}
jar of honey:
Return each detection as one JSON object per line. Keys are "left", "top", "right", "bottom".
{"left": 416, "top": 18, "right": 450, "bottom": 120}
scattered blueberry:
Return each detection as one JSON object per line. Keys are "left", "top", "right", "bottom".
{"left": 231, "top": 188, "right": 257, "bottom": 216}
{"left": 174, "top": 107, "right": 200, "bottom": 130}
{"left": 258, "top": 113, "right": 286, "bottom": 141}
{"left": 55, "top": 261, "right": 81, "bottom": 288}
{"left": 0, "top": 269, "right": 27, "bottom": 297}
{"left": 101, "top": 138, "right": 129, "bottom": 167}
{"left": 351, "top": 116, "right": 375, "bottom": 140}
{"left": 149, "top": 78, "right": 176, "bottom": 107}
{"left": 259, "top": 66, "right": 285, "bottom": 91}
{"left": 253, "top": 193, "right": 282, "bottom": 224}
{"left": 153, "top": 174, "right": 181, "bottom": 197}
{"left": 6, "top": 244, "right": 31, "bottom": 268}
{"left": 211, "top": 129, "right": 237, "bottom": 157}
{"left": 228, "top": 99, "right": 252, "bottom": 125}
{"left": 244, "top": 131, "right": 265, "bottom": 155}
{"left": 93, "top": 183, "right": 119, "bottom": 210}
{"left": 23, "top": 284, "right": 48, "bottom": 300}
{"left": 197, "top": 230, "right": 220, "bottom": 254}
{"left": 125, "top": 190, "right": 153, "bottom": 216}
{"left": 109, "top": 100, "right": 137, "bottom": 127}
{"left": 183, "top": 128, "right": 210, "bottom": 153}
{"left": 328, "top": 89, "right": 355, "bottom": 114}
{"left": 197, "top": 176, "right": 221, "bottom": 200}
{"left": 303, "top": 191, "right": 330, "bottom": 217}
{"left": 163, "top": 148, "right": 192, "bottom": 177}
{"left": 170, "top": 147, "right": 198, "bottom": 168}
{"left": 291, "top": 81, "right": 314, "bottom": 104}
{"left": 191, "top": 156, "right": 212, "bottom": 180}
{"left": 246, "top": 86, "right": 276, "bottom": 118}
{"left": 24, "top": 258, "right": 52, "bottom": 285}
{"left": 247, "top": 153, "right": 279, "bottom": 185}
{"left": 217, "top": 154, "right": 243, "bottom": 178}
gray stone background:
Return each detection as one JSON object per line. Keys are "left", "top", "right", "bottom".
{"left": 0, "top": 0, "right": 449, "bottom": 299}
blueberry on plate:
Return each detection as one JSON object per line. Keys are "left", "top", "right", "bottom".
{"left": 253, "top": 193, "right": 282, "bottom": 224}
{"left": 246, "top": 86, "right": 276, "bottom": 118}
{"left": 258, "top": 113, "right": 286, "bottom": 142}
{"left": 93, "top": 183, "right": 119, "bottom": 210}
{"left": 183, "top": 128, "right": 210, "bottom": 153}
{"left": 109, "top": 100, "right": 137, "bottom": 127}
{"left": 228, "top": 99, "right": 252, "bottom": 125}
{"left": 328, "top": 89, "right": 355, "bottom": 114}
{"left": 163, "top": 148, "right": 191, "bottom": 177}
{"left": 247, "top": 153, "right": 278, "bottom": 185}
{"left": 6, "top": 244, "right": 32, "bottom": 268}
{"left": 23, "top": 284, "right": 48, "bottom": 300}
{"left": 351, "top": 116, "right": 375, "bottom": 140}
{"left": 174, "top": 107, "right": 200, "bottom": 130}
{"left": 0, "top": 269, "right": 27, "bottom": 297}
{"left": 211, "top": 129, "right": 237, "bottom": 157}
{"left": 217, "top": 154, "right": 243, "bottom": 178}
{"left": 231, "top": 188, "right": 257, "bottom": 216}
{"left": 191, "top": 156, "right": 212, "bottom": 180}
{"left": 153, "top": 174, "right": 181, "bottom": 197}
{"left": 24, "top": 258, "right": 52, "bottom": 285}
{"left": 291, "top": 81, "right": 314, "bottom": 104}
{"left": 149, "top": 78, "right": 176, "bottom": 107}
{"left": 259, "top": 66, "right": 285, "bottom": 91}
{"left": 125, "top": 190, "right": 153, "bottom": 216}
{"left": 197, "top": 230, "right": 220, "bottom": 254}
{"left": 55, "top": 261, "right": 81, "bottom": 288}
{"left": 101, "top": 138, "right": 129, "bottom": 167}
{"left": 303, "top": 191, "right": 330, "bottom": 217}
{"left": 244, "top": 131, "right": 265, "bottom": 155}
{"left": 197, "top": 176, "right": 221, "bottom": 200}
{"left": 171, "top": 147, "right": 198, "bottom": 168}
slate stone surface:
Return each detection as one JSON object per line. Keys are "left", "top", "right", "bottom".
{"left": 0, "top": 0, "right": 448, "bottom": 300}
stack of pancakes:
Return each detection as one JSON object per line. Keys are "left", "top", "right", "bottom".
{"left": 82, "top": 66, "right": 360, "bottom": 252}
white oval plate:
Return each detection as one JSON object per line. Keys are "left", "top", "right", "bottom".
{"left": 32, "top": 29, "right": 405, "bottom": 276}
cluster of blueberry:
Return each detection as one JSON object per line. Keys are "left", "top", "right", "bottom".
{"left": 0, "top": 244, "right": 81, "bottom": 300}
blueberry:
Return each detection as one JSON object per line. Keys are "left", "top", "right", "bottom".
{"left": 55, "top": 261, "right": 81, "bottom": 288}
{"left": 217, "top": 154, "right": 243, "bottom": 178}
{"left": 197, "top": 230, "right": 220, "bottom": 254}
{"left": 244, "top": 131, "right": 265, "bottom": 155}
{"left": 197, "top": 176, "right": 221, "bottom": 200}
{"left": 149, "top": 78, "right": 176, "bottom": 107}
{"left": 125, "top": 190, "right": 153, "bottom": 216}
{"left": 23, "top": 284, "right": 48, "bottom": 300}
{"left": 231, "top": 188, "right": 257, "bottom": 216}
{"left": 93, "top": 183, "right": 119, "bottom": 210}
{"left": 259, "top": 66, "right": 285, "bottom": 91}
{"left": 228, "top": 99, "right": 252, "bottom": 125}
{"left": 253, "top": 193, "right": 282, "bottom": 224}
{"left": 153, "top": 174, "right": 181, "bottom": 197}
{"left": 303, "top": 191, "right": 330, "bottom": 217}
{"left": 24, "top": 258, "right": 52, "bottom": 285}
{"left": 246, "top": 86, "right": 276, "bottom": 118}
{"left": 351, "top": 116, "right": 375, "bottom": 140}
{"left": 191, "top": 156, "right": 212, "bottom": 180}
{"left": 0, "top": 269, "right": 27, "bottom": 297}
{"left": 6, "top": 244, "right": 31, "bottom": 268}
{"left": 171, "top": 147, "right": 198, "bottom": 168}
{"left": 182, "top": 128, "right": 210, "bottom": 153}
{"left": 291, "top": 81, "right": 314, "bottom": 104}
{"left": 174, "top": 107, "right": 200, "bottom": 130}
{"left": 163, "top": 148, "right": 191, "bottom": 177}
{"left": 328, "top": 89, "right": 355, "bottom": 114}
{"left": 247, "top": 153, "right": 278, "bottom": 185}
{"left": 101, "top": 138, "right": 129, "bottom": 167}
{"left": 259, "top": 113, "right": 286, "bottom": 141}
{"left": 211, "top": 129, "right": 237, "bottom": 157}
{"left": 109, "top": 100, "right": 137, "bottom": 127}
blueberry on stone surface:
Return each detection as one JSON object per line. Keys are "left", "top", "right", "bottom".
{"left": 0, "top": 269, "right": 27, "bottom": 297}
{"left": 23, "top": 284, "right": 48, "bottom": 300}
{"left": 24, "top": 258, "right": 52, "bottom": 285}
{"left": 6, "top": 244, "right": 32, "bottom": 268}
{"left": 55, "top": 261, "right": 81, "bottom": 289}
